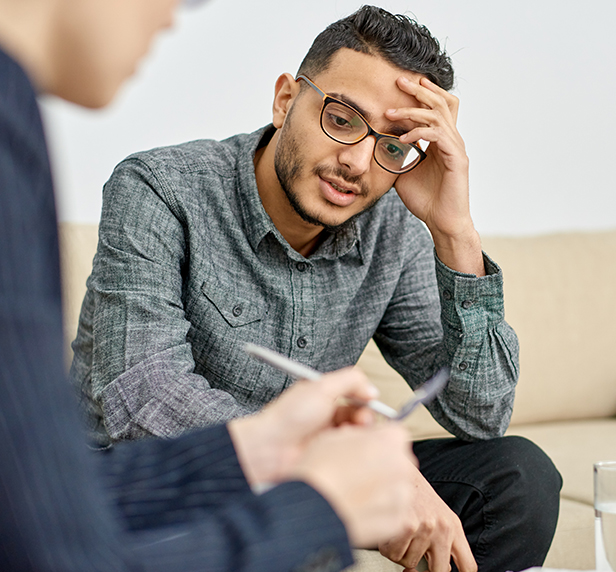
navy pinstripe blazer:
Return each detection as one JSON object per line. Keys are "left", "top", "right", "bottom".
{"left": 0, "top": 46, "right": 352, "bottom": 572}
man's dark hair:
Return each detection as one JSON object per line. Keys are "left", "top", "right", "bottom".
{"left": 297, "top": 5, "right": 454, "bottom": 90}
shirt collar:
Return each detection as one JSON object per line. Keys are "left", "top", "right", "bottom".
{"left": 236, "top": 125, "right": 362, "bottom": 263}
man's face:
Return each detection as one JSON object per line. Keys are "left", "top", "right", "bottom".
{"left": 272, "top": 48, "right": 424, "bottom": 231}
{"left": 49, "top": 0, "right": 180, "bottom": 107}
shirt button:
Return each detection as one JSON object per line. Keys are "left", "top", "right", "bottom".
{"left": 458, "top": 361, "right": 469, "bottom": 371}
{"left": 443, "top": 290, "right": 453, "bottom": 300}
{"left": 461, "top": 300, "right": 473, "bottom": 309}
{"left": 297, "top": 336, "right": 307, "bottom": 348}
{"left": 232, "top": 304, "right": 243, "bottom": 317}
{"left": 296, "top": 262, "right": 308, "bottom": 272}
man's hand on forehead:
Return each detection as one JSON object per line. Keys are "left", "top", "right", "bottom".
{"left": 386, "top": 75, "right": 460, "bottom": 144}
{"left": 386, "top": 74, "right": 485, "bottom": 277}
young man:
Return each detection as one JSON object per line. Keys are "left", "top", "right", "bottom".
{"left": 0, "top": 0, "right": 419, "bottom": 570}
{"left": 71, "top": 5, "right": 562, "bottom": 572}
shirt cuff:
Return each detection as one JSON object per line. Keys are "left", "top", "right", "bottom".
{"left": 434, "top": 250, "right": 505, "bottom": 332}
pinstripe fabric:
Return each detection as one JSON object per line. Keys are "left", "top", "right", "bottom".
{"left": 0, "top": 46, "right": 353, "bottom": 572}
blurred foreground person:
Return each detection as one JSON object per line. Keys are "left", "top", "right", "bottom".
{"left": 0, "top": 0, "right": 417, "bottom": 570}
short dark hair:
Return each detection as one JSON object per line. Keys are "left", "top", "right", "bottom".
{"left": 297, "top": 5, "right": 454, "bottom": 90}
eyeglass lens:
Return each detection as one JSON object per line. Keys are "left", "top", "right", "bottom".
{"left": 321, "top": 101, "right": 422, "bottom": 173}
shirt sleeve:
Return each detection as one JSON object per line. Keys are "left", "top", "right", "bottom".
{"left": 71, "top": 157, "right": 254, "bottom": 443}
{"left": 374, "top": 231, "right": 519, "bottom": 441}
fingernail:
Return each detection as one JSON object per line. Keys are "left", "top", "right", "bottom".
{"left": 387, "top": 108, "right": 397, "bottom": 115}
{"left": 367, "top": 384, "right": 380, "bottom": 398}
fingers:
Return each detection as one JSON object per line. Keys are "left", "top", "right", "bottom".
{"left": 396, "top": 75, "right": 459, "bottom": 122}
{"left": 316, "top": 366, "right": 380, "bottom": 404}
{"left": 378, "top": 465, "right": 475, "bottom": 572}
{"left": 388, "top": 107, "right": 461, "bottom": 149}
{"left": 384, "top": 83, "right": 464, "bottom": 172}
{"left": 385, "top": 76, "right": 460, "bottom": 146}
{"left": 426, "top": 540, "right": 453, "bottom": 572}
{"left": 380, "top": 535, "right": 430, "bottom": 571}
{"left": 332, "top": 403, "right": 375, "bottom": 426}
{"left": 452, "top": 536, "right": 478, "bottom": 572}
{"left": 267, "top": 366, "right": 377, "bottom": 431}
{"left": 291, "top": 423, "right": 417, "bottom": 547}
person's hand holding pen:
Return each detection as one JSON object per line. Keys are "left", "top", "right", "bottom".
{"left": 228, "top": 366, "right": 418, "bottom": 547}
{"left": 228, "top": 345, "right": 451, "bottom": 548}
{"left": 228, "top": 365, "right": 409, "bottom": 486}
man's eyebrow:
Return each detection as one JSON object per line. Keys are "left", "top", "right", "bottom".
{"left": 329, "top": 92, "right": 408, "bottom": 139}
{"left": 330, "top": 92, "right": 372, "bottom": 121}
{"left": 384, "top": 124, "right": 408, "bottom": 138}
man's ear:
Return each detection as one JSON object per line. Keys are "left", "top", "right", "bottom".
{"left": 272, "top": 73, "right": 300, "bottom": 129}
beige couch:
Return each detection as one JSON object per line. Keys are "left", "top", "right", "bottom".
{"left": 59, "top": 224, "right": 616, "bottom": 571}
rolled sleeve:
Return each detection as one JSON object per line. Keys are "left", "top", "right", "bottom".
{"left": 431, "top": 251, "right": 519, "bottom": 440}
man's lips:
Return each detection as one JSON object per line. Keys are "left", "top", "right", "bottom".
{"left": 318, "top": 176, "right": 361, "bottom": 207}
{"left": 320, "top": 176, "right": 360, "bottom": 195}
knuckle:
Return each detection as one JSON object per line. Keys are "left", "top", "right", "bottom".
{"left": 379, "top": 543, "right": 406, "bottom": 562}
{"left": 400, "top": 514, "right": 419, "bottom": 535}
{"left": 402, "top": 555, "right": 422, "bottom": 569}
{"left": 422, "top": 518, "right": 437, "bottom": 535}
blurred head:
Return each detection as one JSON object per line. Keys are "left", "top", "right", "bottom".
{"left": 0, "top": 0, "right": 195, "bottom": 108}
{"left": 47, "top": 0, "right": 181, "bottom": 107}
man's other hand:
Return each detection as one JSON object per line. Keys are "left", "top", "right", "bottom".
{"left": 378, "top": 463, "right": 477, "bottom": 572}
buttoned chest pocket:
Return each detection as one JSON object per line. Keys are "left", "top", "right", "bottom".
{"left": 201, "top": 280, "right": 267, "bottom": 328}
{"left": 185, "top": 268, "right": 270, "bottom": 404}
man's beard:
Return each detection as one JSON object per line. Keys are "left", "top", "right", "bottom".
{"left": 274, "top": 113, "right": 383, "bottom": 233}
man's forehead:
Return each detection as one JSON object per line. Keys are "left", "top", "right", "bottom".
{"left": 310, "top": 49, "right": 424, "bottom": 131}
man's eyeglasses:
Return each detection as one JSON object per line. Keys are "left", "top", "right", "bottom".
{"left": 296, "top": 75, "right": 426, "bottom": 175}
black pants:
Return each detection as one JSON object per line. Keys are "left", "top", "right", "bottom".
{"left": 414, "top": 436, "right": 562, "bottom": 572}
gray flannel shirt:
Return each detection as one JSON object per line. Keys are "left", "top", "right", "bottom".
{"left": 70, "top": 125, "right": 519, "bottom": 447}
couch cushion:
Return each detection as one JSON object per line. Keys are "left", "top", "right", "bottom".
{"left": 507, "top": 418, "right": 616, "bottom": 506}
{"left": 58, "top": 223, "right": 99, "bottom": 360}
{"left": 543, "top": 497, "right": 595, "bottom": 570}
{"left": 483, "top": 231, "right": 616, "bottom": 425}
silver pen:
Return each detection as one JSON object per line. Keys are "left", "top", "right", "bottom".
{"left": 244, "top": 343, "right": 398, "bottom": 418}
{"left": 244, "top": 343, "right": 450, "bottom": 421}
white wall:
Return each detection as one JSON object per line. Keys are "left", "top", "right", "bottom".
{"left": 42, "top": 0, "right": 616, "bottom": 236}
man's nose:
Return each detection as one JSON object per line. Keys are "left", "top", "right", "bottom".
{"left": 337, "top": 136, "right": 375, "bottom": 176}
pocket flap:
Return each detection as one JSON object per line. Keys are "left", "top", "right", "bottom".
{"left": 201, "top": 278, "right": 267, "bottom": 327}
